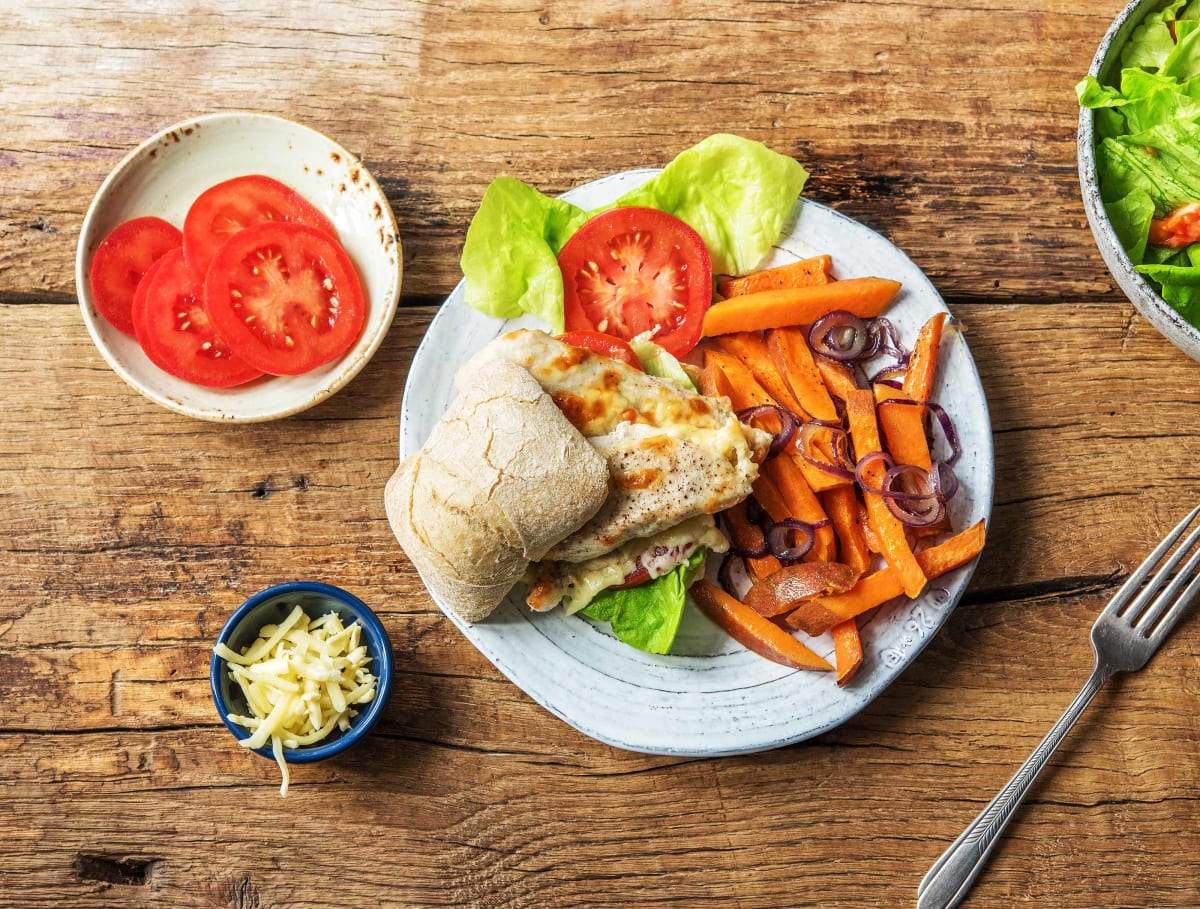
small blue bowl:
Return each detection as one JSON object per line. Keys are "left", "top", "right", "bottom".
{"left": 210, "top": 581, "right": 394, "bottom": 763}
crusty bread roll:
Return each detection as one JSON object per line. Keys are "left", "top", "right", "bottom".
{"left": 385, "top": 358, "right": 609, "bottom": 623}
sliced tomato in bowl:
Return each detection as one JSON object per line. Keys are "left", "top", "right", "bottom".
{"left": 557, "top": 329, "right": 642, "bottom": 370}
{"left": 132, "top": 249, "right": 262, "bottom": 388}
{"left": 88, "top": 216, "right": 183, "bottom": 336}
{"left": 203, "top": 221, "right": 366, "bottom": 376}
{"left": 559, "top": 206, "right": 712, "bottom": 358}
{"left": 183, "top": 174, "right": 337, "bottom": 275}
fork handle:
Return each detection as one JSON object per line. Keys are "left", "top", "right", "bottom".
{"left": 916, "top": 664, "right": 1111, "bottom": 909}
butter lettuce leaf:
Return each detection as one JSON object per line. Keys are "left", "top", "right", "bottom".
{"left": 610, "top": 133, "right": 809, "bottom": 276}
{"left": 1136, "top": 262, "right": 1200, "bottom": 322}
{"left": 460, "top": 177, "right": 589, "bottom": 332}
{"left": 581, "top": 550, "right": 705, "bottom": 655}
{"left": 1105, "top": 188, "right": 1155, "bottom": 263}
{"left": 629, "top": 334, "right": 697, "bottom": 391}
{"left": 459, "top": 135, "right": 807, "bottom": 329}
{"left": 1122, "top": 0, "right": 1189, "bottom": 71}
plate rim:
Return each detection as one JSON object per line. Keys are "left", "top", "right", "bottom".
{"left": 399, "top": 167, "right": 994, "bottom": 756}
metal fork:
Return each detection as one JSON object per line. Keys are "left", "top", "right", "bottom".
{"left": 917, "top": 503, "right": 1200, "bottom": 909}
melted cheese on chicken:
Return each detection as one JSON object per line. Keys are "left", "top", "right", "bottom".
{"left": 526, "top": 515, "right": 729, "bottom": 615}
{"left": 461, "top": 330, "right": 763, "bottom": 563}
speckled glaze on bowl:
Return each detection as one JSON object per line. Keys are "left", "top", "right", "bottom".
{"left": 75, "top": 113, "right": 403, "bottom": 421}
{"left": 1079, "top": 0, "right": 1200, "bottom": 362}
{"left": 210, "top": 581, "right": 394, "bottom": 763}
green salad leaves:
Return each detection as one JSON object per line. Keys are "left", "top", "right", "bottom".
{"left": 581, "top": 550, "right": 705, "bottom": 655}
{"left": 460, "top": 134, "right": 808, "bottom": 332}
{"left": 1077, "top": 0, "right": 1200, "bottom": 324}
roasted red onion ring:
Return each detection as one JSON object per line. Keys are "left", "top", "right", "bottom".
{"left": 874, "top": 398, "right": 963, "bottom": 466}
{"left": 796, "top": 420, "right": 856, "bottom": 480}
{"left": 737, "top": 404, "right": 798, "bottom": 461}
{"left": 765, "top": 518, "right": 831, "bottom": 562}
{"left": 809, "top": 311, "right": 870, "bottom": 361}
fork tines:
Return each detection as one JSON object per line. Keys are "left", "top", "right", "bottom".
{"left": 1107, "top": 504, "right": 1200, "bottom": 642}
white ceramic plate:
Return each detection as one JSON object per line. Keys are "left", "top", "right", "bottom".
{"left": 75, "top": 113, "right": 402, "bottom": 422}
{"left": 400, "top": 169, "right": 994, "bottom": 756}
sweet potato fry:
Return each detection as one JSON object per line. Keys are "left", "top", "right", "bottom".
{"left": 724, "top": 500, "right": 783, "bottom": 580}
{"left": 767, "top": 327, "right": 839, "bottom": 422}
{"left": 702, "top": 277, "right": 902, "bottom": 337}
{"left": 874, "top": 384, "right": 931, "bottom": 471}
{"left": 821, "top": 485, "right": 870, "bottom": 575}
{"left": 705, "top": 349, "right": 842, "bottom": 494}
{"left": 752, "top": 474, "right": 791, "bottom": 524}
{"left": 716, "top": 332, "right": 807, "bottom": 418}
{"left": 743, "top": 561, "right": 858, "bottom": 618}
{"left": 845, "top": 389, "right": 926, "bottom": 598}
{"left": 703, "top": 348, "right": 776, "bottom": 410}
{"left": 904, "top": 312, "right": 948, "bottom": 403}
{"left": 832, "top": 620, "right": 864, "bottom": 686}
{"left": 786, "top": 519, "right": 987, "bottom": 635}
{"left": 762, "top": 457, "right": 837, "bottom": 562}
{"left": 876, "top": 313, "right": 948, "bottom": 470}
{"left": 813, "top": 354, "right": 860, "bottom": 403}
{"left": 716, "top": 255, "right": 833, "bottom": 298}
{"left": 691, "top": 580, "right": 832, "bottom": 672}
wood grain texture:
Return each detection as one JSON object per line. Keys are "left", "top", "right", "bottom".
{"left": 5, "top": 0, "right": 1200, "bottom": 907}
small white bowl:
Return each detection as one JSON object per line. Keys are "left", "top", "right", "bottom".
{"left": 75, "top": 113, "right": 403, "bottom": 422}
{"left": 1078, "top": 0, "right": 1200, "bottom": 363}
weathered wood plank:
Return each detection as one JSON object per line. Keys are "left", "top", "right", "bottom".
{"left": 6, "top": 0, "right": 1199, "bottom": 906}
{"left": 0, "top": 0, "right": 1127, "bottom": 304}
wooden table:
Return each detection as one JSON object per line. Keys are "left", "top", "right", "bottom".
{"left": 4, "top": 1, "right": 1199, "bottom": 906}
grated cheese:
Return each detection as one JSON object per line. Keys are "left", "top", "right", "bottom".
{"left": 215, "top": 604, "right": 377, "bottom": 797}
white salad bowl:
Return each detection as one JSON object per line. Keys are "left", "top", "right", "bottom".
{"left": 1078, "top": 0, "right": 1200, "bottom": 363}
{"left": 399, "top": 168, "right": 994, "bottom": 757}
{"left": 75, "top": 112, "right": 403, "bottom": 422}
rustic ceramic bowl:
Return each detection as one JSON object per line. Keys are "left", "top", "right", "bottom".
{"left": 1078, "top": 0, "right": 1200, "bottom": 362}
{"left": 210, "top": 581, "right": 394, "bottom": 763}
{"left": 75, "top": 113, "right": 403, "bottom": 421}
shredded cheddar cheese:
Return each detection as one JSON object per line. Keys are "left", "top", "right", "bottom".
{"left": 215, "top": 604, "right": 377, "bottom": 796}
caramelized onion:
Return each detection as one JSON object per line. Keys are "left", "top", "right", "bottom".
{"left": 881, "top": 463, "right": 944, "bottom": 527}
{"left": 766, "top": 518, "right": 831, "bottom": 562}
{"left": 796, "top": 420, "right": 856, "bottom": 480}
{"left": 809, "top": 311, "right": 870, "bottom": 361}
{"left": 855, "top": 454, "right": 961, "bottom": 527}
{"left": 810, "top": 312, "right": 908, "bottom": 365}
{"left": 737, "top": 404, "right": 797, "bottom": 461}
{"left": 718, "top": 552, "right": 743, "bottom": 598}
{"left": 875, "top": 398, "right": 963, "bottom": 466}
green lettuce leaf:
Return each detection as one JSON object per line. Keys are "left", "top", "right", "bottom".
{"left": 629, "top": 334, "right": 697, "bottom": 391}
{"left": 460, "top": 177, "right": 589, "bottom": 332}
{"left": 1136, "top": 261, "right": 1200, "bottom": 322}
{"left": 459, "top": 135, "right": 807, "bottom": 329}
{"left": 1104, "top": 188, "right": 1155, "bottom": 263}
{"left": 1076, "top": 75, "right": 1131, "bottom": 109}
{"left": 1097, "top": 129, "right": 1200, "bottom": 211}
{"left": 609, "top": 133, "right": 809, "bottom": 276}
{"left": 581, "top": 550, "right": 705, "bottom": 654}
{"left": 1122, "top": 0, "right": 1189, "bottom": 71}
{"left": 1162, "top": 18, "right": 1200, "bottom": 80}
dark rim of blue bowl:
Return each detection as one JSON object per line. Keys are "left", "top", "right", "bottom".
{"left": 210, "top": 581, "right": 393, "bottom": 764}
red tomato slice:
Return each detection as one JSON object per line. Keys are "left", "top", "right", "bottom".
{"left": 203, "top": 221, "right": 366, "bottom": 376}
{"left": 558, "top": 329, "right": 643, "bottom": 370}
{"left": 132, "top": 249, "right": 262, "bottom": 388}
{"left": 1149, "top": 202, "right": 1200, "bottom": 249}
{"left": 183, "top": 174, "right": 337, "bottom": 275}
{"left": 559, "top": 206, "right": 712, "bottom": 358}
{"left": 88, "top": 216, "right": 182, "bottom": 335}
